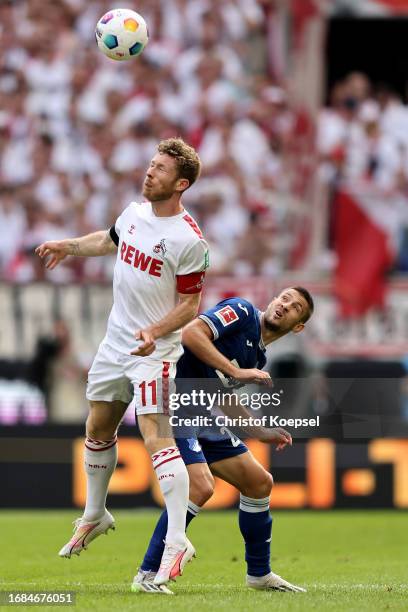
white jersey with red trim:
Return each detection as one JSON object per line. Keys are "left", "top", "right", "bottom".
{"left": 104, "top": 201, "right": 208, "bottom": 360}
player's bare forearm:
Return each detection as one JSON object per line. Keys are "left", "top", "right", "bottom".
{"left": 183, "top": 320, "right": 238, "bottom": 377}
{"left": 65, "top": 230, "right": 117, "bottom": 257}
{"left": 36, "top": 230, "right": 117, "bottom": 269}
{"left": 182, "top": 320, "right": 272, "bottom": 385}
{"left": 148, "top": 292, "right": 202, "bottom": 340}
{"left": 132, "top": 292, "right": 202, "bottom": 356}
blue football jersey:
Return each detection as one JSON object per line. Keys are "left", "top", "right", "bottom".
{"left": 176, "top": 297, "right": 266, "bottom": 381}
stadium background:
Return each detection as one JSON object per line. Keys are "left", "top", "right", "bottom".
{"left": 1, "top": 0, "right": 408, "bottom": 517}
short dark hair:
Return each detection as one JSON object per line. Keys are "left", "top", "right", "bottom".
{"left": 291, "top": 286, "right": 314, "bottom": 323}
{"left": 157, "top": 137, "right": 201, "bottom": 191}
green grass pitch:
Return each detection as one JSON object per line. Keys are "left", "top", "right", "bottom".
{"left": 0, "top": 510, "right": 407, "bottom": 611}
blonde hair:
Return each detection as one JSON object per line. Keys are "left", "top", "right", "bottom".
{"left": 158, "top": 137, "right": 201, "bottom": 190}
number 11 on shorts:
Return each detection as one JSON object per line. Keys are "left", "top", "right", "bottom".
{"left": 139, "top": 380, "right": 157, "bottom": 406}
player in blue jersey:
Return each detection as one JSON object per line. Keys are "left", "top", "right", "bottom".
{"left": 132, "top": 286, "right": 314, "bottom": 595}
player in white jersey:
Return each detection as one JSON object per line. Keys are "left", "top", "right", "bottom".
{"left": 36, "top": 138, "right": 209, "bottom": 585}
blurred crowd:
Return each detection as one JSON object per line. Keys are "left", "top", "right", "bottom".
{"left": 3, "top": 1, "right": 408, "bottom": 421}
{"left": 318, "top": 71, "right": 408, "bottom": 271}
{"left": 319, "top": 71, "right": 408, "bottom": 191}
{"left": 2, "top": 0, "right": 408, "bottom": 284}
{"left": 0, "top": 0, "right": 306, "bottom": 282}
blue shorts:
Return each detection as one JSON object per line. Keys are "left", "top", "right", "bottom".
{"left": 176, "top": 433, "right": 248, "bottom": 466}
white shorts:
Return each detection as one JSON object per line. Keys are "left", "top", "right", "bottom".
{"left": 86, "top": 341, "right": 176, "bottom": 415}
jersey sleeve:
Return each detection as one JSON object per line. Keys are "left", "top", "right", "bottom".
{"left": 109, "top": 213, "right": 123, "bottom": 246}
{"left": 199, "top": 298, "right": 254, "bottom": 341}
{"left": 176, "top": 238, "right": 209, "bottom": 294}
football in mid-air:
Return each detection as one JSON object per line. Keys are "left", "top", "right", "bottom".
{"left": 95, "top": 8, "right": 148, "bottom": 61}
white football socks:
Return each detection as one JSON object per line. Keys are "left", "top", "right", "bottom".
{"left": 83, "top": 435, "right": 118, "bottom": 521}
{"left": 152, "top": 445, "right": 189, "bottom": 547}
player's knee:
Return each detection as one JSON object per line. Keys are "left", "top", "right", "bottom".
{"left": 86, "top": 412, "right": 118, "bottom": 440}
{"left": 251, "top": 470, "right": 273, "bottom": 498}
{"left": 241, "top": 469, "right": 273, "bottom": 498}
{"left": 189, "top": 473, "right": 215, "bottom": 506}
{"left": 258, "top": 471, "right": 274, "bottom": 497}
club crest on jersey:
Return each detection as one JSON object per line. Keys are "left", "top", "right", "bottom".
{"left": 214, "top": 305, "right": 239, "bottom": 327}
{"left": 128, "top": 224, "right": 136, "bottom": 235}
{"left": 153, "top": 239, "right": 167, "bottom": 258}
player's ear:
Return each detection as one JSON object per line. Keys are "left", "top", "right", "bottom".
{"left": 292, "top": 323, "right": 305, "bottom": 334}
{"left": 176, "top": 177, "right": 189, "bottom": 192}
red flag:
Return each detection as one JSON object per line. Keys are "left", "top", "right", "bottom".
{"left": 334, "top": 188, "right": 396, "bottom": 317}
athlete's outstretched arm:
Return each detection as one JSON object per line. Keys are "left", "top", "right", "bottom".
{"left": 131, "top": 292, "right": 202, "bottom": 357}
{"left": 36, "top": 230, "right": 117, "bottom": 270}
{"left": 182, "top": 319, "right": 272, "bottom": 386}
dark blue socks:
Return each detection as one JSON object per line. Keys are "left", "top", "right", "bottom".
{"left": 140, "top": 494, "right": 272, "bottom": 579}
{"left": 239, "top": 494, "right": 272, "bottom": 577}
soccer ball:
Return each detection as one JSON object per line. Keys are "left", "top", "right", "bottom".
{"left": 95, "top": 8, "right": 148, "bottom": 61}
